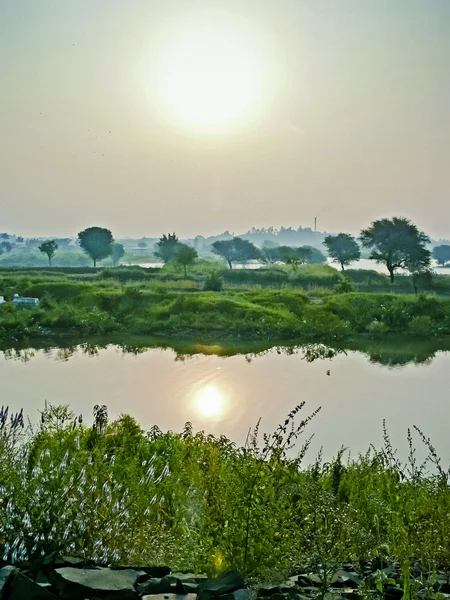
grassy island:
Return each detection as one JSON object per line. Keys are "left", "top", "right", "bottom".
{"left": 1, "top": 264, "right": 450, "bottom": 344}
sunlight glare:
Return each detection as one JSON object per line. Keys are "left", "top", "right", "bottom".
{"left": 155, "top": 23, "right": 268, "bottom": 132}
{"left": 195, "top": 385, "right": 225, "bottom": 418}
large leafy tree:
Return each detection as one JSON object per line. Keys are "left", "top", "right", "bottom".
{"left": 432, "top": 245, "right": 450, "bottom": 267}
{"left": 155, "top": 233, "right": 179, "bottom": 263}
{"left": 212, "top": 237, "right": 259, "bottom": 269}
{"left": 260, "top": 246, "right": 282, "bottom": 264}
{"left": 78, "top": 227, "right": 114, "bottom": 267}
{"left": 38, "top": 240, "right": 58, "bottom": 266}
{"left": 111, "top": 243, "right": 125, "bottom": 266}
{"left": 360, "top": 217, "right": 431, "bottom": 282}
{"left": 279, "top": 246, "right": 312, "bottom": 270}
{"left": 324, "top": 233, "right": 361, "bottom": 271}
{"left": 174, "top": 244, "right": 198, "bottom": 276}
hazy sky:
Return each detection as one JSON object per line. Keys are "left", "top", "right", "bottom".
{"left": 1, "top": 0, "right": 449, "bottom": 239}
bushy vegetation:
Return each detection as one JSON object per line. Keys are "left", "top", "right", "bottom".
{"left": 3, "top": 266, "right": 450, "bottom": 343}
{"left": 2, "top": 401, "right": 450, "bottom": 589}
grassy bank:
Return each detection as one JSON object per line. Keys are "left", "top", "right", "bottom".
{"left": 1, "top": 267, "right": 450, "bottom": 343}
{"left": 1, "top": 401, "right": 450, "bottom": 588}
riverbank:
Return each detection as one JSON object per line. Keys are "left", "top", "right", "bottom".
{"left": 1, "top": 402, "right": 450, "bottom": 589}
{"left": 1, "top": 281, "right": 450, "bottom": 344}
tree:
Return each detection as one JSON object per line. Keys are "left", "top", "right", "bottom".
{"left": 260, "top": 246, "right": 282, "bottom": 264}
{"left": 137, "top": 241, "right": 147, "bottom": 248}
{"left": 78, "top": 227, "right": 114, "bottom": 267}
{"left": 324, "top": 233, "right": 361, "bottom": 270}
{"left": 38, "top": 240, "right": 58, "bottom": 266}
{"left": 0, "top": 241, "right": 12, "bottom": 253}
{"left": 279, "top": 246, "right": 312, "bottom": 271}
{"left": 16, "top": 236, "right": 24, "bottom": 243}
{"left": 432, "top": 245, "right": 450, "bottom": 267}
{"left": 212, "top": 237, "right": 260, "bottom": 269}
{"left": 411, "top": 269, "right": 434, "bottom": 295}
{"left": 111, "top": 243, "right": 125, "bottom": 266}
{"left": 0, "top": 233, "right": 9, "bottom": 240}
{"left": 360, "top": 217, "right": 431, "bottom": 283}
{"left": 155, "top": 233, "right": 179, "bottom": 263}
{"left": 174, "top": 244, "right": 198, "bottom": 276}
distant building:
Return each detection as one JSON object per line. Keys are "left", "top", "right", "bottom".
{"left": 12, "top": 294, "right": 40, "bottom": 307}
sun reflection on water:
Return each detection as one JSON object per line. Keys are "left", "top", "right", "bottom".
{"left": 194, "top": 384, "right": 226, "bottom": 419}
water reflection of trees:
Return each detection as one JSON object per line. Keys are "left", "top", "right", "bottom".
{"left": 0, "top": 337, "right": 449, "bottom": 367}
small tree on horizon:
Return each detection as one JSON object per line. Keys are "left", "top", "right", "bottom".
{"left": 174, "top": 244, "right": 198, "bottom": 276}
{"left": 78, "top": 227, "right": 114, "bottom": 267}
{"left": 360, "top": 217, "right": 431, "bottom": 283}
{"left": 324, "top": 233, "right": 361, "bottom": 271}
{"left": 212, "top": 237, "right": 260, "bottom": 269}
{"left": 432, "top": 245, "right": 450, "bottom": 267}
{"left": 38, "top": 240, "right": 58, "bottom": 266}
{"left": 111, "top": 242, "right": 125, "bottom": 266}
{"left": 155, "top": 233, "right": 179, "bottom": 263}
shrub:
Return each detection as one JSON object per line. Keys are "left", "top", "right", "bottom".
{"left": 366, "top": 320, "right": 389, "bottom": 335}
{"left": 409, "top": 315, "right": 434, "bottom": 336}
{"left": 334, "top": 279, "right": 356, "bottom": 294}
{"left": 203, "top": 272, "right": 223, "bottom": 292}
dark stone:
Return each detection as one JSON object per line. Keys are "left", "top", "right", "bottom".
{"left": 330, "top": 570, "right": 362, "bottom": 589}
{"left": 142, "top": 594, "right": 197, "bottom": 600}
{"left": 221, "top": 590, "right": 251, "bottom": 600}
{"left": 8, "top": 572, "right": 57, "bottom": 600}
{"left": 296, "top": 575, "right": 321, "bottom": 588}
{"left": 258, "top": 585, "right": 281, "bottom": 597}
{"left": 53, "top": 566, "right": 140, "bottom": 599}
{"left": 112, "top": 565, "right": 171, "bottom": 578}
{"left": 40, "top": 552, "right": 93, "bottom": 575}
{"left": 138, "top": 577, "right": 175, "bottom": 596}
{"left": 0, "top": 566, "right": 18, "bottom": 600}
{"left": 197, "top": 570, "right": 245, "bottom": 597}
{"left": 384, "top": 586, "right": 404, "bottom": 600}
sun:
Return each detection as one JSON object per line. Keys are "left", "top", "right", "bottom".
{"left": 155, "top": 24, "right": 266, "bottom": 132}
{"left": 195, "top": 385, "right": 225, "bottom": 418}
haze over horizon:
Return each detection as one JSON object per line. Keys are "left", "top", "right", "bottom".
{"left": 1, "top": 0, "right": 449, "bottom": 240}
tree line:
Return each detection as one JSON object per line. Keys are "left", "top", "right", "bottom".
{"left": 33, "top": 217, "right": 449, "bottom": 282}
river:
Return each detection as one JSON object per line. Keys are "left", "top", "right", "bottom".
{"left": 1, "top": 339, "right": 449, "bottom": 465}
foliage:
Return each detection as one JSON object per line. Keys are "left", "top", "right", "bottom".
{"left": 174, "top": 244, "right": 198, "bottom": 276}
{"left": 203, "top": 272, "right": 224, "bottom": 292}
{"left": 333, "top": 278, "right": 356, "bottom": 294}
{"left": 432, "top": 244, "right": 450, "bottom": 267}
{"left": 324, "top": 233, "right": 361, "bottom": 270}
{"left": 212, "top": 238, "right": 260, "bottom": 269}
{"left": 111, "top": 243, "right": 125, "bottom": 266}
{"left": 38, "top": 240, "right": 58, "bottom": 266}
{"left": 3, "top": 403, "right": 450, "bottom": 586}
{"left": 155, "top": 233, "right": 179, "bottom": 263}
{"left": 360, "top": 217, "right": 431, "bottom": 282}
{"left": 78, "top": 227, "right": 114, "bottom": 267}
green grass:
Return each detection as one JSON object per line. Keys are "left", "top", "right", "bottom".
{"left": 2, "top": 268, "right": 450, "bottom": 344}
{"left": 2, "top": 401, "right": 450, "bottom": 587}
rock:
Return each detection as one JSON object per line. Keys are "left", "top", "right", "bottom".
{"left": 8, "top": 572, "right": 56, "bottom": 599}
{"left": 0, "top": 566, "right": 18, "bottom": 600}
{"left": 138, "top": 577, "right": 175, "bottom": 595}
{"left": 142, "top": 594, "right": 197, "bottom": 600}
{"left": 258, "top": 585, "right": 281, "bottom": 597}
{"left": 53, "top": 566, "right": 140, "bottom": 598}
{"left": 330, "top": 570, "right": 361, "bottom": 589}
{"left": 221, "top": 590, "right": 250, "bottom": 600}
{"left": 112, "top": 565, "right": 171, "bottom": 578}
{"left": 296, "top": 575, "right": 321, "bottom": 588}
{"left": 197, "top": 570, "right": 245, "bottom": 597}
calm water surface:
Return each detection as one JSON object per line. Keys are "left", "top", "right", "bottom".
{"left": 1, "top": 342, "right": 449, "bottom": 463}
